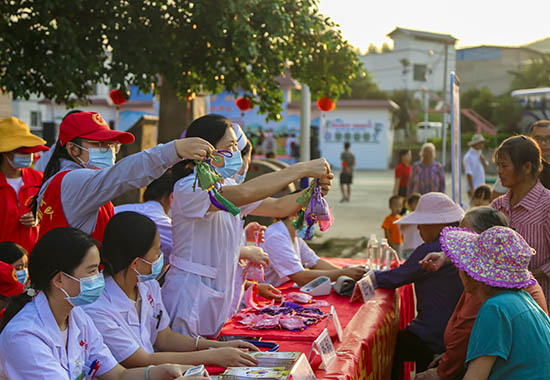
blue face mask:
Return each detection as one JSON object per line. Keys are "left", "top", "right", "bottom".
{"left": 217, "top": 151, "right": 243, "bottom": 178}
{"left": 233, "top": 163, "right": 248, "bottom": 184}
{"left": 16, "top": 268, "right": 28, "bottom": 284}
{"left": 8, "top": 153, "right": 33, "bottom": 169}
{"left": 75, "top": 144, "right": 115, "bottom": 170}
{"left": 134, "top": 253, "right": 164, "bottom": 282}
{"left": 61, "top": 272, "right": 105, "bottom": 307}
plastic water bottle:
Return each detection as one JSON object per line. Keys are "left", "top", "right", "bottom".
{"left": 380, "top": 238, "right": 392, "bottom": 270}
{"left": 367, "top": 234, "right": 379, "bottom": 270}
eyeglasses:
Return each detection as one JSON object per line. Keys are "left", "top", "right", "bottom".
{"left": 74, "top": 141, "right": 121, "bottom": 154}
{"left": 533, "top": 136, "right": 550, "bottom": 145}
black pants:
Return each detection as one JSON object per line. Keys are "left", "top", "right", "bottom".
{"left": 391, "top": 328, "right": 437, "bottom": 380}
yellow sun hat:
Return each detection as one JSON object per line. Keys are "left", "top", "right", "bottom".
{"left": 0, "top": 117, "right": 47, "bottom": 153}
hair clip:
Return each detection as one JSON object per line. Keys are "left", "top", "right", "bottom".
{"left": 26, "top": 288, "right": 36, "bottom": 297}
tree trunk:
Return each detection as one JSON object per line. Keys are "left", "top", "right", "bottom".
{"left": 158, "top": 81, "right": 208, "bottom": 143}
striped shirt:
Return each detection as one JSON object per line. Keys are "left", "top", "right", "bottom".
{"left": 407, "top": 161, "right": 446, "bottom": 195}
{"left": 492, "top": 181, "right": 550, "bottom": 304}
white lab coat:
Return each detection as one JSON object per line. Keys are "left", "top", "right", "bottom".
{"left": 82, "top": 277, "right": 170, "bottom": 363}
{"left": 162, "top": 176, "right": 260, "bottom": 338}
{"left": 0, "top": 292, "right": 118, "bottom": 380}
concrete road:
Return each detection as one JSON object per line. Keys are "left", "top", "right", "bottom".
{"left": 317, "top": 170, "right": 471, "bottom": 241}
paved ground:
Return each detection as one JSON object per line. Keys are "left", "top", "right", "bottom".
{"left": 315, "top": 170, "right": 471, "bottom": 242}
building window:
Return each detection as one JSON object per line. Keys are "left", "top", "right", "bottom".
{"left": 30, "top": 111, "right": 42, "bottom": 128}
{"left": 413, "top": 64, "right": 427, "bottom": 82}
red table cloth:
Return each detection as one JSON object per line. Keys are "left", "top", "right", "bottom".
{"left": 214, "top": 258, "right": 416, "bottom": 380}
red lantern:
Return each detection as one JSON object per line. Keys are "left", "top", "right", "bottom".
{"left": 109, "top": 89, "right": 130, "bottom": 106}
{"left": 235, "top": 97, "right": 252, "bottom": 116}
{"left": 317, "top": 97, "right": 335, "bottom": 112}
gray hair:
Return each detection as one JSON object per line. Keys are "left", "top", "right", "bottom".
{"left": 461, "top": 206, "right": 509, "bottom": 233}
{"left": 420, "top": 142, "right": 436, "bottom": 159}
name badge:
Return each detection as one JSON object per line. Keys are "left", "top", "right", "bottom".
{"left": 312, "top": 328, "right": 336, "bottom": 370}
{"left": 356, "top": 270, "right": 377, "bottom": 303}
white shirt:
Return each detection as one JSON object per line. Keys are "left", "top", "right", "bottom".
{"left": 0, "top": 292, "right": 118, "bottom": 380}
{"left": 6, "top": 177, "right": 23, "bottom": 195}
{"left": 400, "top": 223, "right": 424, "bottom": 251}
{"left": 261, "top": 221, "right": 320, "bottom": 287}
{"left": 161, "top": 176, "right": 260, "bottom": 337}
{"left": 463, "top": 147, "right": 486, "bottom": 190}
{"left": 82, "top": 277, "right": 170, "bottom": 363}
{"left": 115, "top": 201, "right": 173, "bottom": 261}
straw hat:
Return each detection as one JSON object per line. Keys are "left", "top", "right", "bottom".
{"left": 468, "top": 134, "right": 485, "bottom": 146}
{"left": 440, "top": 226, "right": 536, "bottom": 289}
{"left": 395, "top": 192, "right": 465, "bottom": 225}
{"left": 0, "top": 117, "right": 47, "bottom": 153}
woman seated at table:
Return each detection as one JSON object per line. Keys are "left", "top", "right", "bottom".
{"left": 83, "top": 211, "right": 259, "bottom": 369}
{"left": 0, "top": 227, "right": 194, "bottom": 380}
{"left": 415, "top": 206, "right": 548, "bottom": 380}
{"left": 440, "top": 226, "right": 550, "bottom": 379}
{"left": 374, "top": 192, "right": 465, "bottom": 380}
{"left": 261, "top": 214, "right": 365, "bottom": 287}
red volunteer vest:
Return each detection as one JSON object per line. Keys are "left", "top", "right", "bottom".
{"left": 37, "top": 171, "right": 114, "bottom": 242}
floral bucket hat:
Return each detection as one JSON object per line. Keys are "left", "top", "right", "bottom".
{"left": 440, "top": 226, "right": 536, "bottom": 289}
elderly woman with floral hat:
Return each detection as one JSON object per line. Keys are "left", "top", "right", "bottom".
{"left": 0, "top": 117, "right": 49, "bottom": 253}
{"left": 441, "top": 226, "right": 550, "bottom": 379}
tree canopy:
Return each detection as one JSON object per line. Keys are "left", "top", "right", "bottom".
{"left": 0, "top": 0, "right": 361, "bottom": 120}
{"left": 510, "top": 53, "right": 550, "bottom": 90}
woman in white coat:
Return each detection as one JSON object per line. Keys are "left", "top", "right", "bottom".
{"left": 84, "top": 211, "right": 259, "bottom": 369}
{"left": 162, "top": 114, "right": 332, "bottom": 338}
{"left": 0, "top": 227, "right": 197, "bottom": 380}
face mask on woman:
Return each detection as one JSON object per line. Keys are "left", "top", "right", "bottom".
{"left": 16, "top": 268, "right": 28, "bottom": 284}
{"left": 234, "top": 162, "right": 249, "bottom": 184}
{"left": 8, "top": 153, "right": 33, "bottom": 169}
{"left": 217, "top": 151, "right": 243, "bottom": 178}
{"left": 60, "top": 272, "right": 105, "bottom": 307}
{"left": 73, "top": 144, "right": 115, "bottom": 170}
{"left": 134, "top": 253, "right": 164, "bottom": 282}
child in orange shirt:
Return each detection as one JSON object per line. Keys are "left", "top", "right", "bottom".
{"left": 382, "top": 195, "right": 404, "bottom": 256}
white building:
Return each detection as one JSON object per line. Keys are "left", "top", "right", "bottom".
{"left": 360, "top": 27, "right": 457, "bottom": 94}
{"left": 287, "top": 100, "right": 399, "bottom": 170}
{"left": 11, "top": 83, "right": 157, "bottom": 143}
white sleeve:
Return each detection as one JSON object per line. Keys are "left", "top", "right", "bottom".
{"left": 298, "top": 238, "right": 320, "bottom": 268}
{"left": 1, "top": 331, "right": 71, "bottom": 380}
{"left": 240, "top": 200, "right": 262, "bottom": 216}
{"left": 463, "top": 154, "right": 474, "bottom": 175}
{"left": 84, "top": 311, "right": 139, "bottom": 365}
{"left": 172, "top": 177, "right": 211, "bottom": 219}
{"left": 262, "top": 231, "right": 305, "bottom": 278}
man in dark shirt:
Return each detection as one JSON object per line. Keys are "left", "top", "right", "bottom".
{"left": 340, "top": 141, "right": 355, "bottom": 202}
{"left": 374, "top": 192, "right": 465, "bottom": 379}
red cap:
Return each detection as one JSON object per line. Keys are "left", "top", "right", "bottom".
{"left": 58, "top": 112, "right": 135, "bottom": 146}
{"left": 0, "top": 262, "right": 24, "bottom": 298}
{"left": 16, "top": 145, "right": 50, "bottom": 154}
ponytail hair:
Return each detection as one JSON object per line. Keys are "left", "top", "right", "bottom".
{"left": 101, "top": 212, "right": 158, "bottom": 276}
{"left": 31, "top": 110, "right": 84, "bottom": 215}
{"left": 0, "top": 227, "right": 97, "bottom": 332}
{"left": 172, "top": 114, "right": 232, "bottom": 182}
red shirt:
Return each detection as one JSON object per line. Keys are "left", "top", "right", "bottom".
{"left": 0, "top": 168, "right": 43, "bottom": 253}
{"left": 394, "top": 163, "right": 412, "bottom": 187}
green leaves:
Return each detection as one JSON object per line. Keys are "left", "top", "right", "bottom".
{"left": 0, "top": 0, "right": 361, "bottom": 120}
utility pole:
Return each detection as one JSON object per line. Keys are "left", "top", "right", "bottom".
{"left": 300, "top": 83, "right": 311, "bottom": 162}
{"left": 442, "top": 43, "right": 449, "bottom": 168}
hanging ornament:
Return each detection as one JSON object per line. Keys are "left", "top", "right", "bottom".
{"left": 235, "top": 97, "right": 252, "bottom": 116}
{"left": 109, "top": 89, "right": 130, "bottom": 106}
{"left": 317, "top": 97, "right": 335, "bottom": 112}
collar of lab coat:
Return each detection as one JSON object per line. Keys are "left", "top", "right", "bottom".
{"left": 35, "top": 291, "right": 81, "bottom": 350}
{"left": 104, "top": 276, "right": 143, "bottom": 327}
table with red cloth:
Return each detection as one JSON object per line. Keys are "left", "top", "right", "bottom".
{"left": 214, "top": 258, "right": 415, "bottom": 380}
